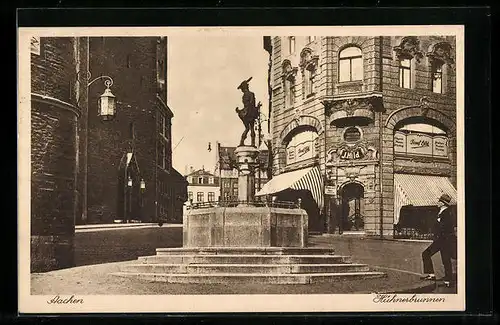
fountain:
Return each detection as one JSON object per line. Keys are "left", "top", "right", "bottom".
{"left": 113, "top": 78, "right": 385, "bottom": 284}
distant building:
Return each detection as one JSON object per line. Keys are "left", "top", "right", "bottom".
{"left": 185, "top": 168, "right": 220, "bottom": 204}
{"left": 214, "top": 142, "right": 269, "bottom": 202}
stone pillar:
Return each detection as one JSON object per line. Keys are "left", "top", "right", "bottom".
{"left": 234, "top": 146, "right": 260, "bottom": 206}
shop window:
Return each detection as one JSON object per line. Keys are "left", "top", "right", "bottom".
{"left": 399, "top": 58, "right": 412, "bottom": 89}
{"left": 431, "top": 61, "right": 443, "bottom": 93}
{"left": 343, "top": 127, "right": 362, "bottom": 142}
{"left": 339, "top": 46, "right": 363, "bottom": 82}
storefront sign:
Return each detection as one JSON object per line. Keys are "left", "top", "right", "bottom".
{"left": 432, "top": 136, "right": 448, "bottom": 157}
{"left": 325, "top": 185, "right": 336, "bottom": 195}
{"left": 394, "top": 131, "right": 448, "bottom": 158}
{"left": 394, "top": 131, "right": 407, "bottom": 153}
{"left": 338, "top": 147, "right": 365, "bottom": 160}
{"left": 286, "top": 137, "right": 316, "bottom": 165}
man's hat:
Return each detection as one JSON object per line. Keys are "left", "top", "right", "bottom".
{"left": 237, "top": 77, "right": 253, "bottom": 90}
{"left": 439, "top": 193, "right": 452, "bottom": 205}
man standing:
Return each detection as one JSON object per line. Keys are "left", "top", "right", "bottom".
{"left": 421, "top": 193, "right": 457, "bottom": 287}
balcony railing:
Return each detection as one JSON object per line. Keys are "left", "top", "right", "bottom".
{"left": 187, "top": 200, "right": 300, "bottom": 210}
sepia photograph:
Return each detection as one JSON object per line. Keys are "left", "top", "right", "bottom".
{"left": 18, "top": 25, "right": 465, "bottom": 313}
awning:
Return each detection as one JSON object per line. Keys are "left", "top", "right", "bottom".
{"left": 394, "top": 173, "right": 457, "bottom": 224}
{"left": 255, "top": 166, "right": 324, "bottom": 209}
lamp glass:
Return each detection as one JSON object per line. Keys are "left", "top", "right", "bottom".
{"left": 127, "top": 178, "right": 133, "bottom": 187}
{"left": 140, "top": 179, "right": 146, "bottom": 189}
{"left": 99, "top": 88, "right": 116, "bottom": 118}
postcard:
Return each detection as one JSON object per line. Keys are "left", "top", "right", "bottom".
{"left": 18, "top": 24, "right": 465, "bottom": 313}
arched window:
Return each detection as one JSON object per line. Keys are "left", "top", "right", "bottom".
{"left": 394, "top": 122, "right": 448, "bottom": 158}
{"left": 285, "top": 130, "right": 319, "bottom": 165}
{"left": 339, "top": 46, "right": 363, "bottom": 82}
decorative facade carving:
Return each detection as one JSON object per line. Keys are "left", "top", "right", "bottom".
{"left": 326, "top": 141, "right": 379, "bottom": 166}
{"left": 427, "top": 41, "right": 454, "bottom": 66}
{"left": 299, "top": 48, "right": 319, "bottom": 73}
{"left": 393, "top": 36, "right": 424, "bottom": 62}
{"left": 282, "top": 60, "right": 298, "bottom": 82}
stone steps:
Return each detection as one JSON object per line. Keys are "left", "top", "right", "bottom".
{"left": 121, "top": 263, "right": 371, "bottom": 274}
{"left": 113, "top": 246, "right": 386, "bottom": 284}
{"left": 112, "top": 271, "right": 387, "bottom": 284}
{"left": 155, "top": 247, "right": 337, "bottom": 256}
{"left": 138, "top": 254, "right": 353, "bottom": 265}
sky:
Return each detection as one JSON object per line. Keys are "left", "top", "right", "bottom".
{"left": 168, "top": 36, "right": 270, "bottom": 175}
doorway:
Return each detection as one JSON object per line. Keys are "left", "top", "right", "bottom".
{"left": 340, "top": 183, "right": 365, "bottom": 232}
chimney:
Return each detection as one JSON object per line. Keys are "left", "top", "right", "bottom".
{"left": 190, "top": 166, "right": 194, "bottom": 173}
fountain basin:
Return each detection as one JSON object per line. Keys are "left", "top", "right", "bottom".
{"left": 183, "top": 206, "right": 308, "bottom": 248}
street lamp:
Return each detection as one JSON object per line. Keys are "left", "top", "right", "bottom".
{"left": 85, "top": 71, "right": 116, "bottom": 121}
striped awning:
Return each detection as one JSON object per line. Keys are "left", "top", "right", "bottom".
{"left": 394, "top": 173, "right": 457, "bottom": 224}
{"left": 255, "top": 166, "right": 324, "bottom": 209}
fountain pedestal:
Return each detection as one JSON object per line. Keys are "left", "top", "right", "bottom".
{"left": 182, "top": 145, "right": 308, "bottom": 248}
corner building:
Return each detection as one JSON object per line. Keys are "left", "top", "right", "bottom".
{"left": 266, "top": 36, "right": 457, "bottom": 237}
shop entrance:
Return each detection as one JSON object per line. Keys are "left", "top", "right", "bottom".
{"left": 339, "top": 183, "right": 365, "bottom": 232}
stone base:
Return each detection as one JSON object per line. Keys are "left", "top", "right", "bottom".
{"left": 112, "top": 247, "right": 386, "bottom": 284}
{"left": 183, "top": 207, "right": 308, "bottom": 248}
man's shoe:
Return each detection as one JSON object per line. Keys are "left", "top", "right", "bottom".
{"left": 420, "top": 274, "right": 436, "bottom": 280}
{"left": 438, "top": 281, "right": 451, "bottom": 287}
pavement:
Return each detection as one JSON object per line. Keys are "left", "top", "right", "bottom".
{"left": 31, "top": 226, "right": 458, "bottom": 295}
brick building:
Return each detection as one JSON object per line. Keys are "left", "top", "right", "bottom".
{"left": 262, "top": 36, "right": 457, "bottom": 237}
{"left": 30, "top": 36, "right": 187, "bottom": 272}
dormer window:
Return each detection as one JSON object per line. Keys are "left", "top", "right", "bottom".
{"left": 339, "top": 46, "right": 363, "bottom": 82}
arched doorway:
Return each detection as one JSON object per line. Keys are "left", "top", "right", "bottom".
{"left": 339, "top": 183, "right": 365, "bottom": 232}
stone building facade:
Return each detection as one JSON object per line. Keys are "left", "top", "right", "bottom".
{"left": 186, "top": 169, "right": 220, "bottom": 204}
{"left": 265, "top": 35, "right": 457, "bottom": 238}
{"left": 30, "top": 36, "right": 187, "bottom": 272}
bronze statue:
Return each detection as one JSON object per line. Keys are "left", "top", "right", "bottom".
{"left": 235, "top": 77, "right": 262, "bottom": 147}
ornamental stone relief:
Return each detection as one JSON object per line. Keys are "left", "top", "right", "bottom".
{"left": 326, "top": 141, "right": 379, "bottom": 166}
{"left": 427, "top": 41, "right": 455, "bottom": 66}
{"left": 393, "top": 36, "right": 424, "bottom": 62}
{"left": 282, "top": 60, "right": 298, "bottom": 82}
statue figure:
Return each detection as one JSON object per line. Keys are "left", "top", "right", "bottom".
{"left": 235, "top": 77, "right": 261, "bottom": 147}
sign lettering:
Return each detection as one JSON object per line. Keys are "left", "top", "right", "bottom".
{"left": 338, "top": 147, "right": 364, "bottom": 160}
{"left": 395, "top": 131, "right": 448, "bottom": 158}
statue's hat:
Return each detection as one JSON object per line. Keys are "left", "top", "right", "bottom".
{"left": 237, "top": 77, "right": 253, "bottom": 90}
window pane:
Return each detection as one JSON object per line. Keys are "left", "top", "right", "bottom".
{"left": 403, "top": 69, "right": 411, "bottom": 88}
{"left": 433, "top": 74, "right": 442, "bottom": 93}
{"left": 339, "top": 59, "right": 351, "bottom": 82}
{"left": 399, "top": 67, "right": 404, "bottom": 87}
{"left": 400, "top": 59, "right": 411, "bottom": 68}
{"left": 351, "top": 57, "right": 363, "bottom": 81}
{"left": 340, "top": 46, "right": 361, "bottom": 58}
